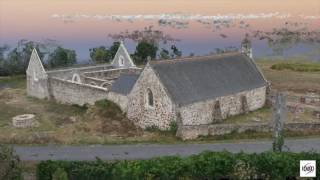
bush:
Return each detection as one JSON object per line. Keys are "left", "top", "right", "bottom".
{"left": 37, "top": 151, "right": 320, "bottom": 180}
{"left": 94, "top": 99, "right": 123, "bottom": 120}
{"left": 52, "top": 168, "right": 68, "bottom": 180}
{"left": 145, "top": 121, "right": 177, "bottom": 135}
{"left": 0, "top": 145, "right": 22, "bottom": 180}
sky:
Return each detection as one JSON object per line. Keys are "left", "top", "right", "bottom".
{"left": 1, "top": 0, "right": 319, "bottom": 61}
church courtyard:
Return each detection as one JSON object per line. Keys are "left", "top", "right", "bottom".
{"left": 0, "top": 60, "right": 319, "bottom": 145}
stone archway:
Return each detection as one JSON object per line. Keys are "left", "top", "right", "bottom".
{"left": 72, "top": 73, "right": 81, "bottom": 83}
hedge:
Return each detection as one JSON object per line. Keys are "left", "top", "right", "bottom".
{"left": 37, "top": 151, "right": 320, "bottom": 180}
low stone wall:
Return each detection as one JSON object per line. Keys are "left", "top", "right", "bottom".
{"left": 47, "top": 64, "right": 113, "bottom": 80}
{"left": 177, "top": 122, "right": 320, "bottom": 140}
{"left": 48, "top": 77, "right": 109, "bottom": 105}
{"left": 83, "top": 68, "right": 141, "bottom": 80}
{"left": 107, "top": 92, "right": 128, "bottom": 112}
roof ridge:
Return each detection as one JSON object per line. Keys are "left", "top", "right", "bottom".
{"left": 150, "top": 52, "right": 242, "bottom": 65}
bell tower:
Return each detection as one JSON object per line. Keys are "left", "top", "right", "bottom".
{"left": 241, "top": 34, "right": 253, "bottom": 59}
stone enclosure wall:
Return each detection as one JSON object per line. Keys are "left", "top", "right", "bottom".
{"left": 177, "top": 122, "right": 320, "bottom": 140}
{"left": 48, "top": 78, "right": 109, "bottom": 105}
{"left": 107, "top": 91, "right": 129, "bottom": 112}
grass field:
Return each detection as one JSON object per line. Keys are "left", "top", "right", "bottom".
{"left": 270, "top": 62, "right": 320, "bottom": 72}
{"left": 256, "top": 60, "right": 320, "bottom": 93}
{"left": 0, "top": 60, "right": 319, "bottom": 145}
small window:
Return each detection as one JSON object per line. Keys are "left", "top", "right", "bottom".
{"left": 33, "top": 71, "right": 39, "bottom": 82}
{"left": 72, "top": 74, "right": 81, "bottom": 83}
{"left": 119, "top": 56, "right": 124, "bottom": 66}
{"left": 146, "top": 88, "right": 154, "bottom": 107}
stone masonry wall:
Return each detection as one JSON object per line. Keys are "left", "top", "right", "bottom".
{"left": 27, "top": 75, "right": 50, "bottom": 99}
{"left": 178, "top": 86, "right": 266, "bottom": 126}
{"left": 127, "top": 64, "right": 176, "bottom": 130}
{"left": 26, "top": 50, "right": 50, "bottom": 99}
{"left": 107, "top": 91, "right": 128, "bottom": 112}
{"left": 48, "top": 77, "right": 109, "bottom": 106}
{"left": 177, "top": 122, "right": 320, "bottom": 140}
{"left": 47, "top": 64, "right": 113, "bottom": 80}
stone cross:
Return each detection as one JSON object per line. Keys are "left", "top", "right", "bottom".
{"left": 272, "top": 92, "right": 287, "bottom": 152}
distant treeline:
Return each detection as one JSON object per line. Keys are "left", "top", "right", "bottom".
{"left": 0, "top": 38, "right": 182, "bottom": 76}
{"left": 0, "top": 40, "right": 76, "bottom": 76}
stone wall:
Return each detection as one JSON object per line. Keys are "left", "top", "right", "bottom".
{"left": 177, "top": 122, "right": 320, "bottom": 140}
{"left": 83, "top": 76, "right": 111, "bottom": 88}
{"left": 127, "top": 64, "right": 176, "bottom": 130}
{"left": 107, "top": 91, "right": 128, "bottom": 112}
{"left": 47, "top": 64, "right": 113, "bottom": 80}
{"left": 83, "top": 68, "right": 141, "bottom": 80}
{"left": 48, "top": 77, "right": 109, "bottom": 105}
{"left": 27, "top": 75, "right": 50, "bottom": 99}
{"left": 178, "top": 86, "right": 266, "bottom": 126}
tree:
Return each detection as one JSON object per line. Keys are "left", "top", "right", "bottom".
{"left": 6, "top": 48, "right": 24, "bottom": 75}
{"left": 159, "top": 48, "right": 170, "bottom": 59}
{"left": 170, "top": 45, "right": 182, "bottom": 58}
{"left": 89, "top": 46, "right": 111, "bottom": 63}
{"left": 133, "top": 41, "right": 158, "bottom": 65}
{"left": 15, "top": 40, "right": 46, "bottom": 70}
{"left": 89, "top": 42, "right": 120, "bottom": 64}
{"left": 109, "top": 26, "right": 178, "bottom": 46}
{"left": 0, "top": 45, "right": 10, "bottom": 76}
{"left": 0, "top": 45, "right": 9, "bottom": 61}
{"left": 3, "top": 40, "right": 46, "bottom": 75}
{"left": 109, "top": 41, "right": 120, "bottom": 58}
{"left": 0, "top": 145, "right": 22, "bottom": 180}
{"left": 48, "top": 47, "right": 76, "bottom": 68}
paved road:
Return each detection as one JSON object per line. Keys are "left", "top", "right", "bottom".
{"left": 15, "top": 138, "right": 320, "bottom": 161}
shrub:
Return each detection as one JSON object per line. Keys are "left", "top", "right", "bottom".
{"left": 52, "top": 168, "right": 68, "bottom": 180}
{"left": 0, "top": 145, "right": 22, "bottom": 180}
{"left": 168, "top": 121, "right": 178, "bottom": 134}
{"left": 37, "top": 151, "right": 320, "bottom": 180}
{"left": 94, "top": 99, "right": 123, "bottom": 120}
{"left": 145, "top": 121, "right": 177, "bottom": 135}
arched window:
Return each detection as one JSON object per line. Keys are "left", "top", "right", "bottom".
{"left": 119, "top": 56, "right": 124, "bottom": 66}
{"left": 72, "top": 73, "right": 81, "bottom": 83}
{"left": 33, "top": 71, "right": 39, "bottom": 82}
{"left": 146, "top": 88, "right": 154, "bottom": 107}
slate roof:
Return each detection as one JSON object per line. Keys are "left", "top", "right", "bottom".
{"left": 150, "top": 53, "right": 267, "bottom": 106}
{"left": 110, "top": 73, "right": 139, "bottom": 95}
